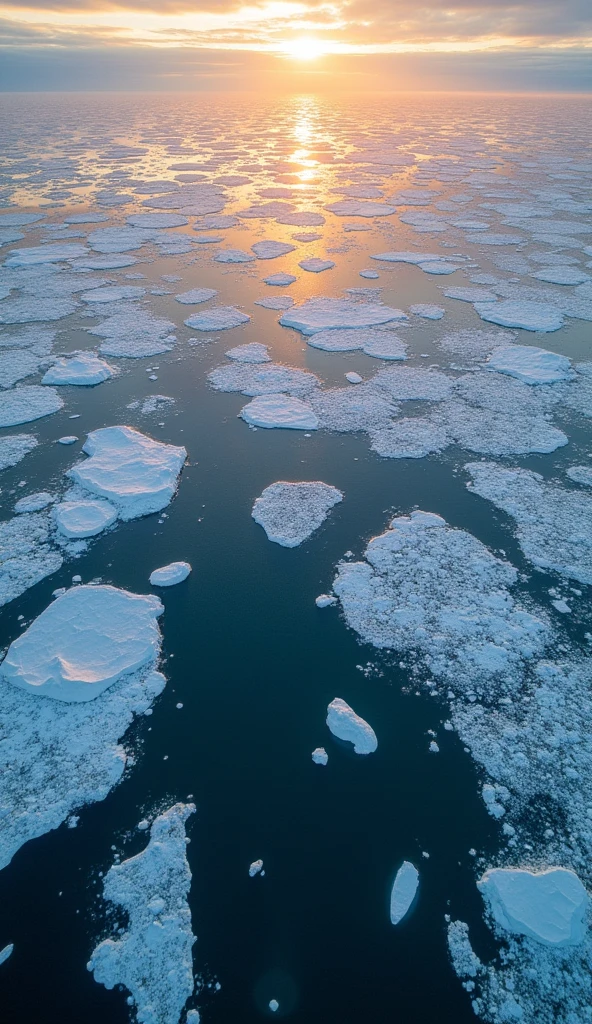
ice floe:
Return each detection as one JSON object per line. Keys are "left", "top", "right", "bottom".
{"left": 184, "top": 307, "right": 250, "bottom": 331}
{"left": 0, "top": 587, "right": 166, "bottom": 867}
{"left": 249, "top": 859, "right": 264, "bottom": 877}
{"left": 241, "top": 394, "right": 318, "bottom": 430}
{"left": 486, "top": 345, "right": 574, "bottom": 385}
{"left": 252, "top": 481, "right": 343, "bottom": 547}
{"left": 409, "top": 303, "right": 445, "bottom": 320}
{"left": 254, "top": 296, "right": 294, "bottom": 310}
{"left": 67, "top": 426, "right": 186, "bottom": 521}
{"left": 307, "top": 327, "right": 406, "bottom": 360}
{"left": 298, "top": 258, "right": 335, "bottom": 273}
{"left": 312, "top": 747, "right": 328, "bottom": 765}
{"left": 251, "top": 241, "right": 295, "bottom": 259}
{"left": 89, "top": 310, "right": 177, "bottom": 359}
{"left": 475, "top": 300, "right": 565, "bottom": 332}
{"left": 1, "top": 433, "right": 39, "bottom": 472}
{"left": 478, "top": 867, "right": 588, "bottom": 947}
{"left": 333, "top": 510, "right": 548, "bottom": 691}
{"left": 42, "top": 352, "right": 114, "bottom": 386}
{"left": 279, "top": 298, "right": 407, "bottom": 335}
{"left": 466, "top": 462, "right": 592, "bottom": 585}
{"left": 89, "top": 803, "right": 196, "bottom": 1024}
{"left": 326, "top": 698, "right": 377, "bottom": 755}
{"left": 225, "top": 343, "right": 270, "bottom": 364}
{"left": 2, "top": 584, "right": 162, "bottom": 702}
{"left": 263, "top": 273, "right": 296, "bottom": 286}
{"left": 55, "top": 499, "right": 118, "bottom": 539}
{"left": 174, "top": 288, "right": 218, "bottom": 305}
{"left": 14, "top": 491, "right": 53, "bottom": 513}
{"left": 149, "top": 562, "right": 191, "bottom": 587}
{"left": 390, "top": 862, "right": 419, "bottom": 925}
{"left": 0, "top": 385, "right": 63, "bottom": 426}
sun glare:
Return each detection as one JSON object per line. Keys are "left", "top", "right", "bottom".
{"left": 282, "top": 38, "right": 327, "bottom": 61}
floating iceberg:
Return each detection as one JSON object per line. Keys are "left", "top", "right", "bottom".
{"left": 326, "top": 697, "right": 377, "bottom": 755}
{"left": 150, "top": 562, "right": 191, "bottom": 587}
{"left": 390, "top": 862, "right": 419, "bottom": 925}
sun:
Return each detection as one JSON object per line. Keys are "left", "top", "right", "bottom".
{"left": 281, "top": 38, "right": 327, "bottom": 61}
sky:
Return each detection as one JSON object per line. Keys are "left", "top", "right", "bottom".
{"left": 0, "top": 0, "right": 590, "bottom": 91}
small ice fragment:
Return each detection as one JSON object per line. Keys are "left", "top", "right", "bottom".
{"left": 58, "top": 436, "right": 78, "bottom": 445}
{"left": 345, "top": 372, "right": 363, "bottom": 384}
{"left": 360, "top": 270, "right": 379, "bottom": 279}
{"left": 186, "top": 1012, "right": 200, "bottom": 1024}
{"left": 137, "top": 820, "right": 149, "bottom": 831}
{"left": 552, "top": 599, "right": 570, "bottom": 614}
{"left": 326, "top": 697, "right": 377, "bottom": 754}
{"left": 149, "top": 562, "right": 191, "bottom": 587}
{"left": 249, "top": 859, "right": 264, "bottom": 877}
{"left": 269, "top": 1000, "right": 279, "bottom": 1013}
{"left": 71, "top": 575, "right": 82, "bottom": 583}
{"left": 0, "top": 944, "right": 14, "bottom": 966}
{"left": 429, "top": 741, "right": 440, "bottom": 753}
{"left": 312, "top": 747, "right": 328, "bottom": 765}
{"left": 315, "top": 594, "right": 336, "bottom": 608}
{"left": 390, "top": 862, "right": 419, "bottom": 924}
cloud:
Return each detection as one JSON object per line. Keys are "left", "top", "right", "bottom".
{"left": 0, "top": 0, "right": 590, "bottom": 52}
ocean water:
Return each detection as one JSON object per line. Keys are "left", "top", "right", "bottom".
{"left": 0, "top": 92, "right": 591, "bottom": 1024}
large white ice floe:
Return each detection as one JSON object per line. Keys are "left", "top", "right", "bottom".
{"left": 0, "top": 588, "right": 166, "bottom": 868}
{"left": 80, "top": 286, "right": 146, "bottom": 304}
{"left": 332, "top": 510, "right": 548, "bottom": 692}
{"left": 390, "top": 862, "right": 419, "bottom": 925}
{"left": 240, "top": 394, "right": 318, "bottom": 430}
{"left": 252, "top": 481, "right": 343, "bottom": 547}
{"left": 486, "top": 345, "right": 574, "bottom": 385}
{"left": 54, "top": 499, "right": 118, "bottom": 539}
{"left": 0, "top": 385, "right": 63, "bottom": 426}
{"left": 149, "top": 562, "right": 191, "bottom": 587}
{"left": 42, "top": 351, "right": 114, "bottom": 386}
{"left": 299, "top": 258, "right": 335, "bottom": 273}
{"left": 279, "top": 298, "right": 407, "bottom": 336}
{"left": 326, "top": 698, "right": 377, "bottom": 754}
{"left": 88, "top": 803, "right": 197, "bottom": 1024}
{"left": 465, "top": 462, "right": 592, "bottom": 585}
{"left": 0, "top": 585, "right": 163, "bottom": 702}
{"left": 184, "top": 307, "right": 250, "bottom": 331}
{"left": 474, "top": 300, "right": 565, "bottom": 333}
{"left": 67, "top": 426, "right": 186, "bottom": 521}
{"left": 478, "top": 867, "right": 588, "bottom": 947}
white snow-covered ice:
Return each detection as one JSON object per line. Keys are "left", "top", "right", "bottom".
{"left": 326, "top": 698, "right": 377, "bottom": 754}
{"left": 252, "top": 481, "right": 343, "bottom": 547}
